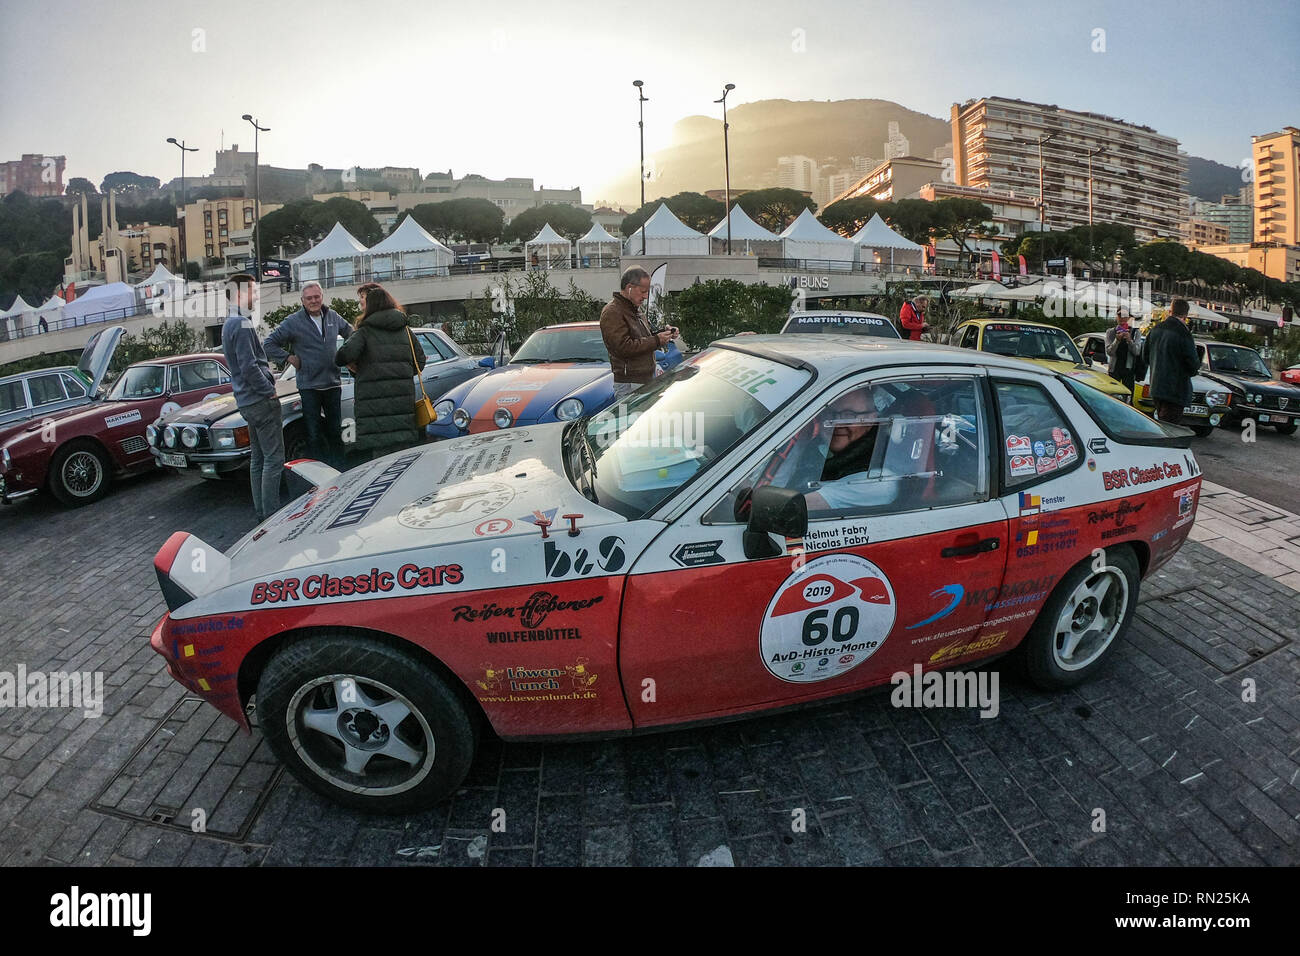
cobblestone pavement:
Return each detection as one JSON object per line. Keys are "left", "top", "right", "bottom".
{"left": 1, "top": 467, "right": 1298, "bottom": 867}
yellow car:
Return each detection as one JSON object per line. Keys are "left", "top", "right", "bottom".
{"left": 951, "top": 319, "right": 1133, "bottom": 404}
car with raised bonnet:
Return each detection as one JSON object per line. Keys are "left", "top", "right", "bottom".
{"left": 146, "top": 327, "right": 483, "bottom": 477}
{"left": 952, "top": 318, "right": 1134, "bottom": 405}
{"left": 1, "top": 343, "right": 231, "bottom": 506}
{"left": 780, "top": 310, "right": 901, "bottom": 339}
{"left": 0, "top": 326, "right": 125, "bottom": 438}
{"left": 1074, "top": 331, "right": 1230, "bottom": 438}
{"left": 151, "top": 335, "right": 1201, "bottom": 812}
{"left": 1194, "top": 339, "right": 1300, "bottom": 435}
{"left": 426, "top": 322, "right": 683, "bottom": 440}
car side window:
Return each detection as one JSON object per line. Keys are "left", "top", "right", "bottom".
{"left": 715, "top": 376, "right": 989, "bottom": 522}
{"left": 417, "top": 332, "right": 455, "bottom": 361}
{"left": 28, "top": 374, "right": 67, "bottom": 406}
{"left": 178, "top": 360, "right": 225, "bottom": 392}
{"left": 0, "top": 380, "right": 27, "bottom": 414}
{"left": 960, "top": 326, "right": 979, "bottom": 350}
{"left": 994, "top": 380, "right": 1081, "bottom": 487}
{"left": 1081, "top": 338, "right": 1105, "bottom": 365}
{"left": 61, "top": 374, "right": 88, "bottom": 398}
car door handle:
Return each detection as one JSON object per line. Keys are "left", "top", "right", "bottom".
{"left": 941, "top": 537, "right": 1000, "bottom": 558}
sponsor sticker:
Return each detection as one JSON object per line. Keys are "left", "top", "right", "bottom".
{"left": 474, "top": 518, "right": 513, "bottom": 536}
{"left": 327, "top": 453, "right": 420, "bottom": 529}
{"left": 1009, "top": 454, "right": 1036, "bottom": 477}
{"left": 104, "top": 409, "right": 143, "bottom": 428}
{"left": 398, "top": 479, "right": 516, "bottom": 530}
{"left": 671, "top": 540, "right": 725, "bottom": 568}
{"left": 1006, "top": 435, "right": 1031, "bottom": 455}
{"left": 1103, "top": 460, "right": 1184, "bottom": 491}
{"left": 760, "top": 554, "right": 894, "bottom": 684}
{"left": 475, "top": 659, "right": 598, "bottom": 699}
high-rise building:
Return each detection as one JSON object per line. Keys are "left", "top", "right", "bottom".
{"left": 1180, "top": 218, "right": 1231, "bottom": 248}
{"left": 0, "top": 154, "right": 66, "bottom": 197}
{"left": 1192, "top": 197, "right": 1253, "bottom": 244}
{"left": 833, "top": 157, "right": 945, "bottom": 205}
{"left": 777, "top": 155, "right": 819, "bottom": 193}
{"left": 949, "top": 96, "right": 1188, "bottom": 242}
{"left": 1252, "top": 127, "right": 1300, "bottom": 247}
{"left": 883, "top": 122, "right": 910, "bottom": 161}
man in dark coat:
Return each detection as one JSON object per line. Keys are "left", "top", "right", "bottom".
{"left": 1142, "top": 299, "right": 1199, "bottom": 425}
{"left": 599, "top": 267, "right": 675, "bottom": 401}
{"left": 335, "top": 285, "right": 425, "bottom": 462}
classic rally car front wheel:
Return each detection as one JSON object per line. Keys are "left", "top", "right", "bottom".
{"left": 1274, "top": 422, "right": 1297, "bottom": 436}
{"left": 1189, "top": 424, "right": 1214, "bottom": 439}
{"left": 257, "top": 634, "right": 477, "bottom": 813}
{"left": 48, "top": 439, "right": 112, "bottom": 507}
{"left": 1020, "top": 547, "right": 1139, "bottom": 690}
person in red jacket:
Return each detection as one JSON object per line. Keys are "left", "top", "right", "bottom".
{"left": 899, "top": 295, "right": 929, "bottom": 341}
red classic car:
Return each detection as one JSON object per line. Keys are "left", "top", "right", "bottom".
{"left": 1, "top": 329, "right": 232, "bottom": 506}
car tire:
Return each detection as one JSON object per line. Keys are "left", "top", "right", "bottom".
{"left": 48, "top": 439, "right": 113, "bottom": 507}
{"left": 1019, "top": 546, "right": 1139, "bottom": 690}
{"left": 1190, "top": 424, "right": 1214, "bottom": 438}
{"left": 1274, "top": 422, "right": 1297, "bottom": 436}
{"left": 256, "top": 634, "right": 476, "bottom": 813}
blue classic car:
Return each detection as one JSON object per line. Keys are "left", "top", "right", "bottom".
{"left": 427, "top": 322, "right": 682, "bottom": 439}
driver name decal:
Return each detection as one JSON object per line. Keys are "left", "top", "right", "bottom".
{"left": 761, "top": 554, "right": 895, "bottom": 683}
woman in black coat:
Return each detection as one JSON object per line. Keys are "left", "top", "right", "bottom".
{"left": 336, "top": 283, "right": 425, "bottom": 462}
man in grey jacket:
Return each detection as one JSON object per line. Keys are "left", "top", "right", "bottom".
{"left": 263, "top": 281, "right": 353, "bottom": 469}
{"left": 221, "top": 274, "right": 283, "bottom": 521}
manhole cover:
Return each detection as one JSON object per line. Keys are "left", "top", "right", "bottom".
{"left": 89, "top": 697, "right": 282, "bottom": 844}
{"left": 1133, "top": 587, "right": 1291, "bottom": 674}
{"left": 1199, "top": 493, "right": 1289, "bottom": 526}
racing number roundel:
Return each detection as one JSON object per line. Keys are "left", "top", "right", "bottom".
{"left": 761, "top": 554, "right": 895, "bottom": 684}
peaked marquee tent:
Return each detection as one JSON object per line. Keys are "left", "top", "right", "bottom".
{"left": 0, "top": 295, "right": 34, "bottom": 340}
{"left": 33, "top": 294, "right": 66, "bottom": 334}
{"left": 292, "top": 222, "right": 368, "bottom": 287}
{"left": 708, "top": 205, "right": 784, "bottom": 256}
{"left": 525, "top": 223, "right": 573, "bottom": 270}
{"left": 366, "top": 215, "right": 455, "bottom": 280}
{"left": 623, "top": 204, "right": 709, "bottom": 256}
{"left": 779, "top": 209, "right": 856, "bottom": 269}
{"left": 851, "top": 214, "right": 924, "bottom": 270}
{"left": 62, "top": 283, "right": 138, "bottom": 327}
{"left": 576, "top": 222, "right": 621, "bottom": 267}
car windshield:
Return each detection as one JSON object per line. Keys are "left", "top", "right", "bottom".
{"left": 107, "top": 365, "right": 166, "bottom": 401}
{"left": 512, "top": 328, "right": 609, "bottom": 364}
{"left": 781, "top": 314, "right": 900, "bottom": 338}
{"left": 1207, "top": 345, "right": 1270, "bottom": 378}
{"left": 565, "top": 348, "right": 813, "bottom": 518}
{"left": 982, "top": 324, "right": 1083, "bottom": 364}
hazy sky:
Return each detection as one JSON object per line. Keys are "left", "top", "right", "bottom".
{"left": 2, "top": 0, "right": 1296, "bottom": 204}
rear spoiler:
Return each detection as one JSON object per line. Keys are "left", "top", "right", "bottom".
{"left": 154, "top": 532, "right": 232, "bottom": 613}
{"left": 284, "top": 459, "right": 341, "bottom": 498}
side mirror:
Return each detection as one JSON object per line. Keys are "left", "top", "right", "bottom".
{"left": 478, "top": 356, "right": 495, "bottom": 369}
{"left": 743, "top": 485, "right": 808, "bottom": 560}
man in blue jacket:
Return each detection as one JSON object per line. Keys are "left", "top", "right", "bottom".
{"left": 221, "top": 274, "right": 282, "bottom": 521}
{"left": 263, "top": 281, "right": 353, "bottom": 469}
{"left": 1143, "top": 299, "right": 1200, "bottom": 426}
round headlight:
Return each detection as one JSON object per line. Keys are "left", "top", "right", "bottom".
{"left": 163, "top": 425, "right": 177, "bottom": 448}
{"left": 181, "top": 426, "right": 199, "bottom": 448}
{"left": 1205, "top": 391, "right": 1229, "bottom": 406}
{"left": 554, "top": 398, "right": 584, "bottom": 421}
{"left": 434, "top": 399, "right": 455, "bottom": 424}
{"left": 452, "top": 408, "right": 470, "bottom": 430}
{"left": 493, "top": 407, "right": 514, "bottom": 429}
{"left": 1251, "top": 393, "right": 1261, "bottom": 404}
{"left": 146, "top": 424, "right": 158, "bottom": 446}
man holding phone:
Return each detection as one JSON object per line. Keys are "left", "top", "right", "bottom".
{"left": 599, "top": 266, "right": 678, "bottom": 401}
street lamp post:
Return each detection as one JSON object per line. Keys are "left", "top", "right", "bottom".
{"left": 166, "top": 137, "right": 198, "bottom": 273}
{"left": 1037, "top": 131, "right": 1056, "bottom": 275}
{"left": 1085, "top": 145, "right": 1104, "bottom": 270}
{"left": 633, "top": 81, "right": 648, "bottom": 256}
{"left": 715, "top": 83, "right": 735, "bottom": 254}
{"left": 241, "top": 113, "right": 270, "bottom": 281}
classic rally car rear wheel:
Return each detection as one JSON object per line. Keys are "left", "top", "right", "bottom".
{"left": 48, "top": 439, "right": 112, "bottom": 507}
{"left": 257, "top": 634, "right": 476, "bottom": 813}
{"left": 1020, "top": 547, "right": 1139, "bottom": 690}
{"left": 1189, "top": 424, "right": 1214, "bottom": 439}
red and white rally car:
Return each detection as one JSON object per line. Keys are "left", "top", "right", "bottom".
{"left": 152, "top": 336, "right": 1202, "bottom": 812}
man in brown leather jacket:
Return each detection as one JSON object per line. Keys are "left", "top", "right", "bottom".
{"left": 600, "top": 266, "right": 676, "bottom": 400}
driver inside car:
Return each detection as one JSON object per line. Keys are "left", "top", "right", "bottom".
{"left": 805, "top": 388, "right": 881, "bottom": 511}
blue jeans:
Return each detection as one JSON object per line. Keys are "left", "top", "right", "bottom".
{"left": 299, "top": 387, "right": 344, "bottom": 470}
{"left": 243, "top": 395, "right": 284, "bottom": 520}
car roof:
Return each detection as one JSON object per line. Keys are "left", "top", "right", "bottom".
{"left": 713, "top": 334, "right": 1063, "bottom": 379}
{"left": 965, "top": 318, "right": 1064, "bottom": 331}
{"left": 0, "top": 365, "right": 77, "bottom": 385}
{"left": 787, "top": 310, "right": 892, "bottom": 319}
{"left": 128, "top": 352, "right": 228, "bottom": 368}
{"left": 532, "top": 322, "right": 600, "bottom": 331}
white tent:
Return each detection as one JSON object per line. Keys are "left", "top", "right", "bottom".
{"left": 0, "top": 295, "right": 35, "bottom": 341}
{"left": 366, "top": 215, "right": 455, "bottom": 280}
{"left": 135, "top": 264, "right": 186, "bottom": 310}
{"left": 576, "top": 222, "right": 621, "bottom": 267}
{"left": 950, "top": 281, "right": 1003, "bottom": 300}
{"left": 779, "top": 209, "right": 856, "bottom": 269}
{"left": 292, "top": 222, "right": 368, "bottom": 288}
{"left": 525, "top": 223, "right": 573, "bottom": 270}
{"left": 62, "top": 283, "right": 139, "bottom": 327}
{"left": 851, "top": 214, "right": 924, "bottom": 271}
{"left": 623, "top": 204, "right": 709, "bottom": 256}
{"left": 708, "top": 205, "right": 784, "bottom": 256}
{"left": 32, "top": 295, "right": 65, "bottom": 334}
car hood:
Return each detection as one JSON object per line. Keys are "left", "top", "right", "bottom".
{"left": 224, "top": 423, "right": 624, "bottom": 580}
{"left": 76, "top": 326, "right": 126, "bottom": 396}
{"left": 454, "top": 362, "right": 611, "bottom": 429}
{"left": 1201, "top": 371, "right": 1298, "bottom": 396}
{"left": 1035, "top": 360, "right": 1129, "bottom": 395}
{"left": 164, "top": 379, "right": 300, "bottom": 426}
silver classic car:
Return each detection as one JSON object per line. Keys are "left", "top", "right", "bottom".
{"left": 0, "top": 326, "right": 125, "bottom": 437}
{"left": 147, "top": 326, "right": 486, "bottom": 477}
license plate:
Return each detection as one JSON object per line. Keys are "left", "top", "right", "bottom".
{"left": 1186, "top": 405, "right": 1208, "bottom": 416}
{"left": 1261, "top": 414, "right": 1281, "bottom": 423}
{"left": 160, "top": 452, "right": 188, "bottom": 468}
